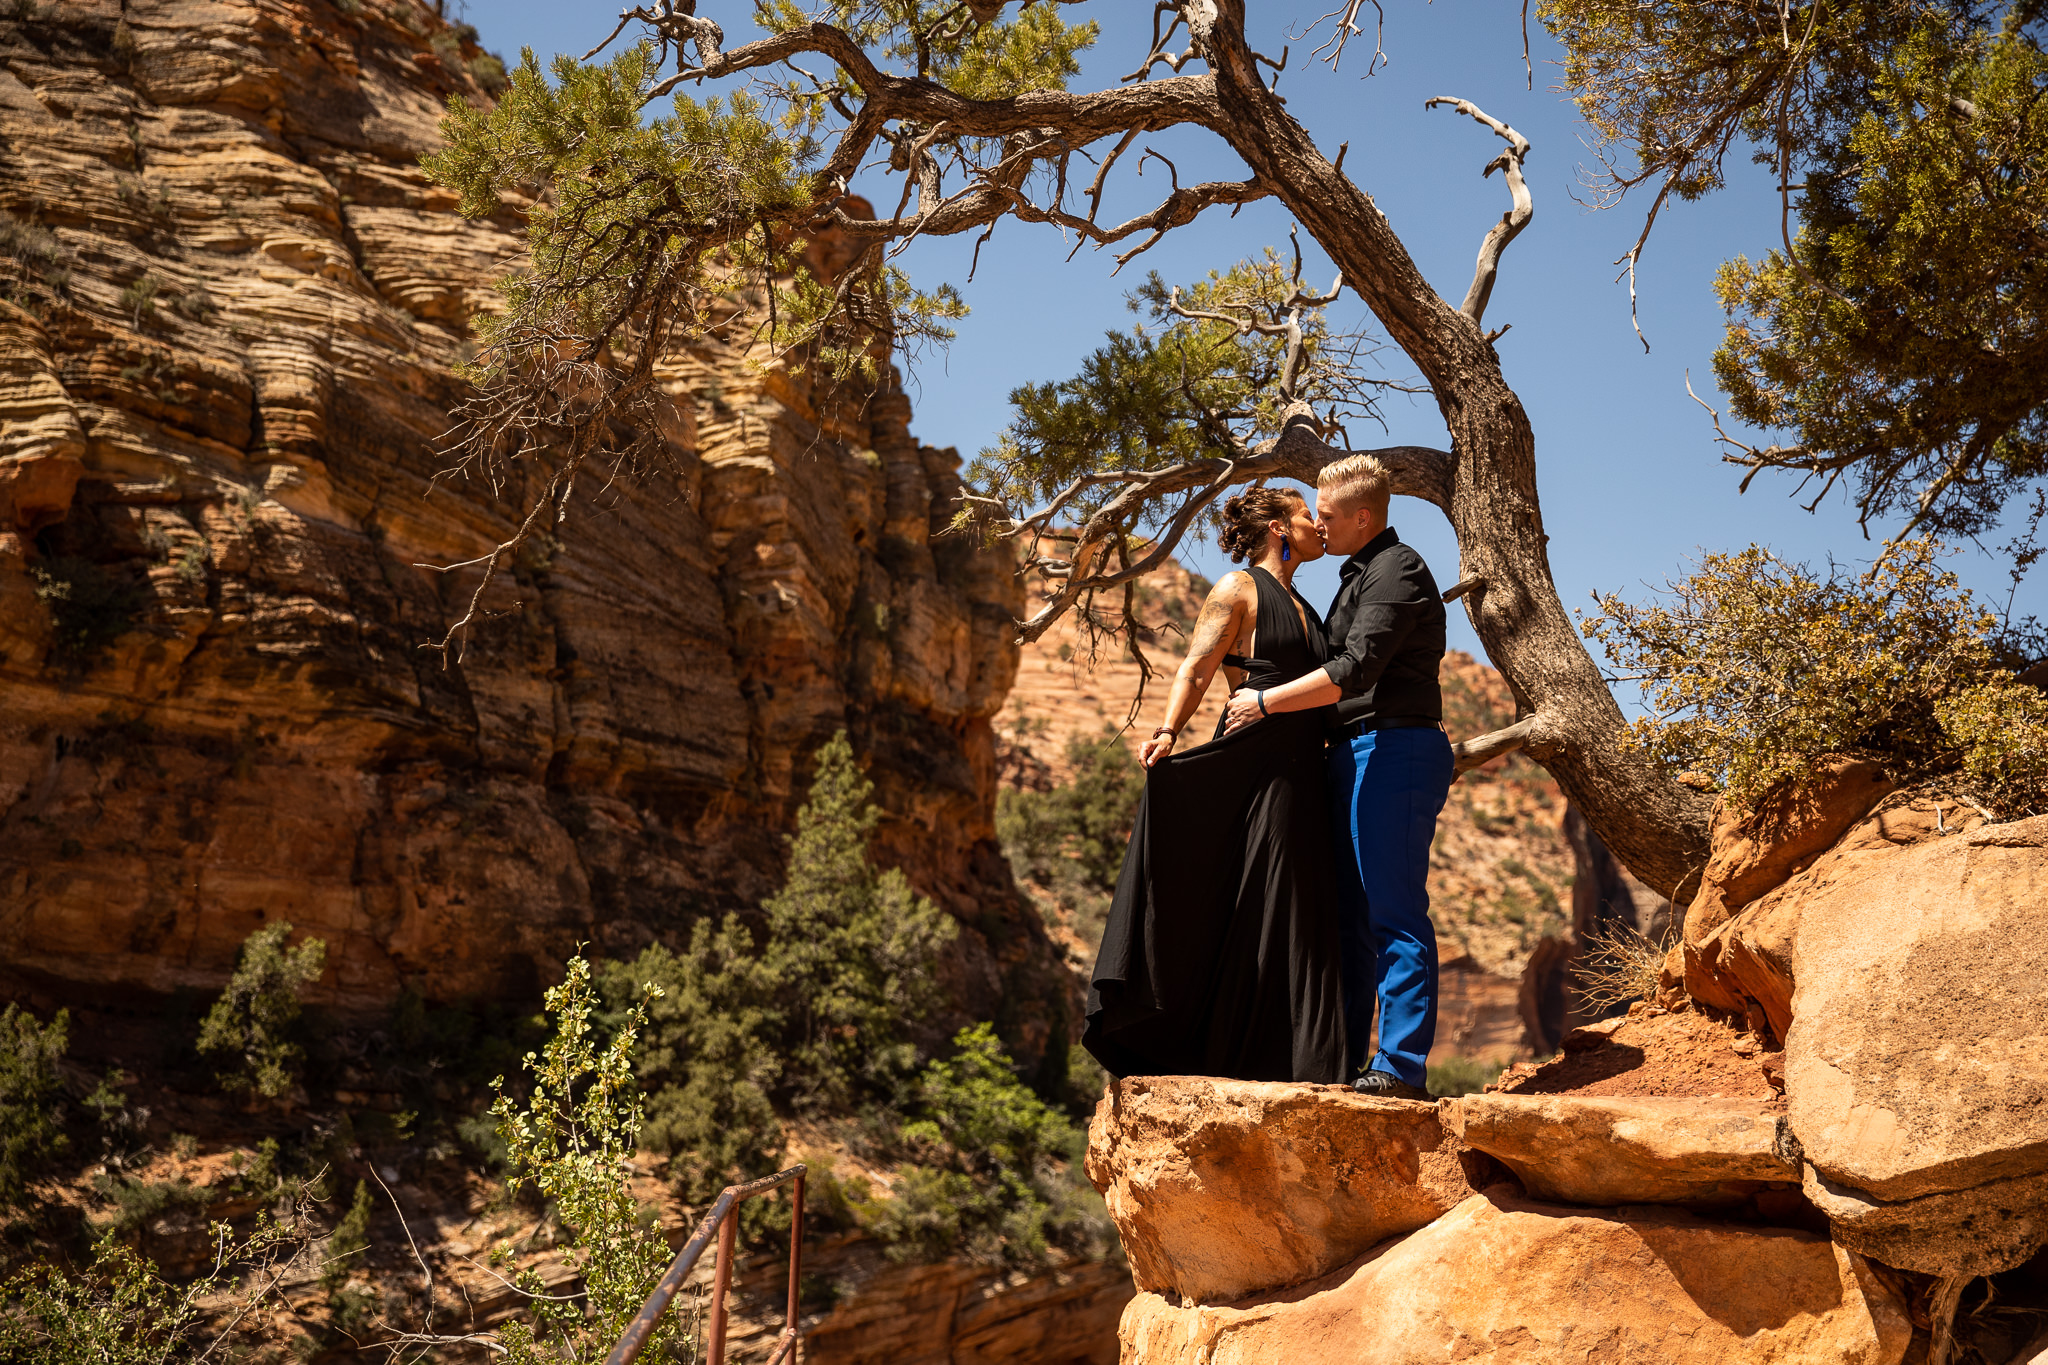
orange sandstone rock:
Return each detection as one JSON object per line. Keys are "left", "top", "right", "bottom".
{"left": 1447, "top": 1093, "right": 1796, "bottom": 1207}
{"left": 0, "top": 0, "right": 1043, "bottom": 1025}
{"left": 1085, "top": 1076, "right": 1482, "bottom": 1304}
{"left": 1782, "top": 813, "right": 2048, "bottom": 1274}
{"left": 1118, "top": 1193, "right": 1912, "bottom": 1365}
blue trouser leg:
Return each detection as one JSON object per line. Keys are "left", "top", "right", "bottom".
{"left": 1328, "top": 727, "right": 1455, "bottom": 1088}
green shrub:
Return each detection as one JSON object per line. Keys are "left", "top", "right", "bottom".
{"left": 1935, "top": 675, "right": 2048, "bottom": 818}
{"left": 321, "top": 1179, "right": 373, "bottom": 1290}
{"left": 1584, "top": 538, "right": 2048, "bottom": 814}
{"left": 196, "top": 921, "right": 327, "bottom": 1098}
{"left": 1426, "top": 1056, "right": 1505, "bottom": 1098}
{"left": 0, "top": 210, "right": 70, "bottom": 302}
{"left": 468, "top": 51, "right": 510, "bottom": 96}
{"left": 605, "top": 731, "right": 956, "bottom": 1201}
{"left": 31, "top": 556, "right": 144, "bottom": 672}
{"left": 871, "top": 1024, "right": 1111, "bottom": 1268}
{"left": 486, "top": 956, "right": 693, "bottom": 1365}
{"left": 89, "top": 1172, "right": 209, "bottom": 1238}
{"left": 998, "top": 728, "right": 1144, "bottom": 894}
{"left": 0, "top": 1003, "right": 68, "bottom": 1206}
{"left": 0, "top": 1211, "right": 308, "bottom": 1360}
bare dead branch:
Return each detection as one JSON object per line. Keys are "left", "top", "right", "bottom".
{"left": 1442, "top": 575, "right": 1487, "bottom": 602}
{"left": 1300, "top": 0, "right": 1389, "bottom": 76}
{"left": 1453, "top": 715, "right": 1539, "bottom": 772}
{"left": 1425, "top": 96, "right": 1533, "bottom": 329}
{"left": 984, "top": 416, "right": 1453, "bottom": 647}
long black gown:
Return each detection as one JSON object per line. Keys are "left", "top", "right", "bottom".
{"left": 1082, "top": 566, "right": 1347, "bottom": 1084}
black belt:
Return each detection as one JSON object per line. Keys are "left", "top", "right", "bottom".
{"left": 1336, "top": 716, "right": 1440, "bottom": 739}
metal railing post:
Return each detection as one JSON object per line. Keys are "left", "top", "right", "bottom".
{"left": 706, "top": 1207, "right": 738, "bottom": 1363}
{"left": 602, "top": 1163, "right": 807, "bottom": 1365}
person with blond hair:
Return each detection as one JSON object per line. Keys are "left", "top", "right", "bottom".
{"left": 1221, "top": 453, "right": 1452, "bottom": 1101}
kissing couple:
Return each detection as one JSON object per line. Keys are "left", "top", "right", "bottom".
{"left": 1082, "top": 454, "right": 1455, "bottom": 1101}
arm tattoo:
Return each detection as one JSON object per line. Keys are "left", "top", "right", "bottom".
{"left": 1185, "top": 582, "right": 1243, "bottom": 662}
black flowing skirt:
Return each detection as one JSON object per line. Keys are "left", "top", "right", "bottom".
{"left": 1082, "top": 708, "right": 1347, "bottom": 1084}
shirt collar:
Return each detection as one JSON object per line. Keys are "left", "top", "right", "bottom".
{"left": 1337, "top": 525, "right": 1400, "bottom": 580}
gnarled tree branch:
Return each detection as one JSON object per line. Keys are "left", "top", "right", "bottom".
{"left": 1425, "top": 96, "right": 1533, "bottom": 330}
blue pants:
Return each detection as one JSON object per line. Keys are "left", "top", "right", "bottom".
{"left": 1329, "top": 726, "right": 1454, "bottom": 1087}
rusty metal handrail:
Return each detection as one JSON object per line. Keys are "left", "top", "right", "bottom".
{"left": 605, "top": 1163, "right": 808, "bottom": 1365}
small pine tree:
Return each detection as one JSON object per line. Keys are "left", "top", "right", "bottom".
{"left": 320, "top": 1179, "right": 373, "bottom": 1291}
{"left": 763, "top": 731, "right": 957, "bottom": 1112}
{"left": 196, "top": 922, "right": 326, "bottom": 1099}
{"left": 0, "top": 1004, "right": 68, "bottom": 1206}
{"left": 607, "top": 731, "right": 956, "bottom": 1199}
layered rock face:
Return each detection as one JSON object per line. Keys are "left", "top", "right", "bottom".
{"left": 1674, "top": 772, "right": 2048, "bottom": 1276}
{"left": 1091, "top": 1077, "right": 1912, "bottom": 1365}
{"left": 0, "top": 0, "right": 1050, "bottom": 1030}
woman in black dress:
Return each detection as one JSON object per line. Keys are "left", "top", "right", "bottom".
{"left": 1083, "top": 487, "right": 1347, "bottom": 1084}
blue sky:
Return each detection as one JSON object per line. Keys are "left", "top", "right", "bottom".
{"left": 464, "top": 1, "right": 2041, "bottom": 674}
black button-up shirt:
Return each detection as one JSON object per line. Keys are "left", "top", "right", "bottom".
{"left": 1320, "top": 526, "right": 1447, "bottom": 729}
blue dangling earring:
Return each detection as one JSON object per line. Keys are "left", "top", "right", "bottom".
{"left": 1282, "top": 541, "right": 1292, "bottom": 564}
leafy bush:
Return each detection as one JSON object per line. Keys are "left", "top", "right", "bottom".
{"left": 998, "top": 726, "right": 1144, "bottom": 894}
{"left": 468, "top": 51, "right": 510, "bottom": 95}
{"left": 1427, "top": 1056, "right": 1505, "bottom": 1098}
{"left": 487, "top": 956, "right": 693, "bottom": 1365}
{"left": 603, "top": 731, "right": 956, "bottom": 1201}
{"left": 1936, "top": 675, "right": 2048, "bottom": 819}
{"left": 196, "top": 922, "right": 327, "bottom": 1098}
{"left": 874, "top": 1025, "right": 1111, "bottom": 1268}
{"left": 0, "top": 1206, "right": 309, "bottom": 1360}
{"left": 0, "top": 1003, "right": 68, "bottom": 1206}
{"left": 89, "top": 1172, "right": 209, "bottom": 1239}
{"left": 31, "top": 556, "right": 144, "bottom": 672}
{"left": 1584, "top": 538, "right": 2048, "bottom": 813}
{"left": 0, "top": 209, "right": 70, "bottom": 305}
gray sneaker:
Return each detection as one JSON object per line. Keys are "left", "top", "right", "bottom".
{"left": 1353, "top": 1070, "right": 1431, "bottom": 1102}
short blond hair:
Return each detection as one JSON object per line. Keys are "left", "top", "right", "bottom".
{"left": 1317, "top": 453, "right": 1390, "bottom": 512}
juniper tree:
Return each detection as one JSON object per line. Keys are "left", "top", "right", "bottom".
{"left": 1544, "top": 0, "right": 2048, "bottom": 557}
{"left": 196, "top": 922, "right": 326, "bottom": 1100}
{"left": 425, "top": 1, "right": 1715, "bottom": 894}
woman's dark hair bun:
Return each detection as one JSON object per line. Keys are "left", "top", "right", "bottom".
{"left": 1217, "top": 487, "right": 1302, "bottom": 564}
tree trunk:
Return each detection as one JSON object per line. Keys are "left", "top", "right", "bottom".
{"left": 1192, "top": 2, "right": 1713, "bottom": 900}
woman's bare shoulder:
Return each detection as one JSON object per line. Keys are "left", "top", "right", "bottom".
{"left": 1206, "top": 569, "right": 1256, "bottom": 603}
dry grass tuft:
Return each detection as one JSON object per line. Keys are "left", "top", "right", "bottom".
{"left": 1572, "top": 920, "right": 1672, "bottom": 1015}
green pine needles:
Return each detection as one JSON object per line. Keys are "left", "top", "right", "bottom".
{"left": 968, "top": 251, "right": 1396, "bottom": 548}
{"left": 0, "top": 1003, "right": 68, "bottom": 1207}
{"left": 1712, "top": 26, "right": 2048, "bottom": 546}
{"left": 1545, "top": 0, "right": 2047, "bottom": 548}
{"left": 605, "top": 731, "right": 956, "bottom": 1205}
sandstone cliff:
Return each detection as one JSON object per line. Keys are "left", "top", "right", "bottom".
{"left": 0, "top": 0, "right": 1064, "bottom": 1048}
